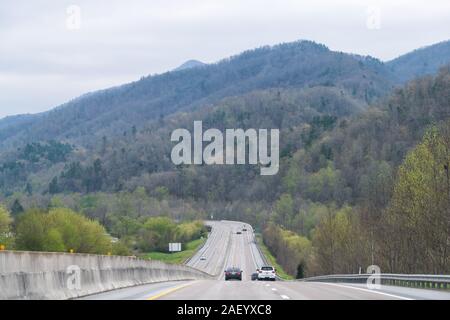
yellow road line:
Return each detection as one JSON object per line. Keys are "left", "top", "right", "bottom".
{"left": 146, "top": 282, "right": 195, "bottom": 300}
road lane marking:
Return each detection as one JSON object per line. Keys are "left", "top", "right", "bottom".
{"left": 280, "top": 295, "right": 290, "bottom": 300}
{"left": 271, "top": 288, "right": 277, "bottom": 291}
{"left": 146, "top": 282, "right": 194, "bottom": 300}
{"left": 265, "top": 284, "right": 271, "bottom": 287}
{"left": 314, "top": 282, "right": 413, "bottom": 300}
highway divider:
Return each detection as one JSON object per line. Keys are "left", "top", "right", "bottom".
{"left": 0, "top": 250, "right": 213, "bottom": 300}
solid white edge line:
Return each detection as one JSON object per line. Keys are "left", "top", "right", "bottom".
{"left": 313, "top": 282, "right": 414, "bottom": 300}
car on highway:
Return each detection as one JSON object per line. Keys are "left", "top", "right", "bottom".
{"left": 257, "top": 266, "right": 276, "bottom": 281}
{"left": 242, "top": 228, "right": 247, "bottom": 232}
{"left": 200, "top": 257, "right": 206, "bottom": 261}
{"left": 251, "top": 272, "right": 258, "bottom": 281}
{"left": 236, "top": 231, "right": 242, "bottom": 235}
{"left": 224, "top": 267, "right": 243, "bottom": 281}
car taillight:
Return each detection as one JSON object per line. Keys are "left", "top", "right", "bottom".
{"left": 272, "top": 270, "right": 275, "bottom": 273}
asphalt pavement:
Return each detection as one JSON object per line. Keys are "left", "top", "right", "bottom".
{"left": 81, "top": 220, "right": 450, "bottom": 300}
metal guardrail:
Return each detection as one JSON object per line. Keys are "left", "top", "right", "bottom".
{"left": 254, "top": 238, "right": 270, "bottom": 267}
{"left": 302, "top": 273, "right": 450, "bottom": 290}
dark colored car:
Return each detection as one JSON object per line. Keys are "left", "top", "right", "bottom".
{"left": 242, "top": 228, "right": 248, "bottom": 232}
{"left": 251, "top": 273, "right": 258, "bottom": 281}
{"left": 225, "top": 267, "right": 243, "bottom": 281}
{"left": 236, "top": 231, "right": 242, "bottom": 235}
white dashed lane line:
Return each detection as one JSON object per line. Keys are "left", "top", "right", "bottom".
{"left": 262, "top": 281, "right": 290, "bottom": 300}
{"left": 262, "top": 282, "right": 290, "bottom": 300}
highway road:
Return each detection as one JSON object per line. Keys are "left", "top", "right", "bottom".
{"left": 81, "top": 220, "right": 450, "bottom": 300}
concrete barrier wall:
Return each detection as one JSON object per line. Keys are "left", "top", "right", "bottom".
{"left": 0, "top": 251, "right": 212, "bottom": 300}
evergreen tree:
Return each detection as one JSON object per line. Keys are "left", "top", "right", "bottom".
{"left": 49, "top": 177, "right": 59, "bottom": 194}
{"left": 11, "top": 199, "right": 24, "bottom": 216}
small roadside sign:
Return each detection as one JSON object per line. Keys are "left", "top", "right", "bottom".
{"left": 169, "top": 243, "right": 182, "bottom": 252}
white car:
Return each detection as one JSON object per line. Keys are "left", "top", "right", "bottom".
{"left": 257, "top": 266, "right": 276, "bottom": 281}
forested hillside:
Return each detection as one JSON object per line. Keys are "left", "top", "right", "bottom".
{"left": 0, "top": 40, "right": 395, "bottom": 150}
{"left": 1, "top": 39, "right": 450, "bottom": 276}
{"left": 387, "top": 40, "right": 450, "bottom": 82}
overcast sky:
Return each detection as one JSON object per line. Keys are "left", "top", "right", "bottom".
{"left": 1, "top": 0, "right": 449, "bottom": 119}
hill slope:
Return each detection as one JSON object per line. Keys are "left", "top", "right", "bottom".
{"left": 0, "top": 40, "right": 393, "bottom": 150}
{"left": 387, "top": 40, "right": 450, "bottom": 82}
{"left": 0, "top": 39, "right": 450, "bottom": 197}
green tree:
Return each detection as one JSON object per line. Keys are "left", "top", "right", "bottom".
{"left": 25, "top": 182, "right": 33, "bottom": 196}
{"left": 15, "top": 209, "right": 47, "bottom": 251}
{"left": 274, "top": 194, "right": 294, "bottom": 228}
{"left": 383, "top": 125, "right": 450, "bottom": 273}
{"left": 139, "top": 217, "right": 177, "bottom": 252}
{"left": 0, "top": 205, "right": 13, "bottom": 248}
{"left": 263, "top": 222, "right": 311, "bottom": 276}
{"left": 48, "top": 196, "right": 65, "bottom": 209}
{"left": 11, "top": 199, "right": 24, "bottom": 216}
{"left": 16, "top": 208, "right": 111, "bottom": 254}
{"left": 310, "top": 206, "right": 369, "bottom": 275}
{"left": 175, "top": 220, "right": 206, "bottom": 243}
{"left": 112, "top": 215, "right": 142, "bottom": 238}
{"left": 43, "top": 229, "right": 66, "bottom": 252}
{"left": 111, "top": 240, "right": 132, "bottom": 256}
{"left": 306, "top": 164, "right": 348, "bottom": 204}
{"left": 49, "top": 177, "right": 59, "bottom": 194}
{"left": 154, "top": 186, "right": 169, "bottom": 201}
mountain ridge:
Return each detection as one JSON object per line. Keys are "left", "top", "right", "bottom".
{"left": 173, "top": 59, "right": 206, "bottom": 71}
{"left": 386, "top": 39, "right": 450, "bottom": 82}
{"left": 0, "top": 39, "right": 449, "bottom": 154}
{"left": 0, "top": 40, "right": 394, "bottom": 150}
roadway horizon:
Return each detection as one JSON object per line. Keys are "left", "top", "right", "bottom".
{"left": 80, "top": 221, "right": 450, "bottom": 300}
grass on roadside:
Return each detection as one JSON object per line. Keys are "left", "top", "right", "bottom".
{"left": 255, "top": 234, "right": 294, "bottom": 280}
{"left": 141, "top": 237, "right": 206, "bottom": 264}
